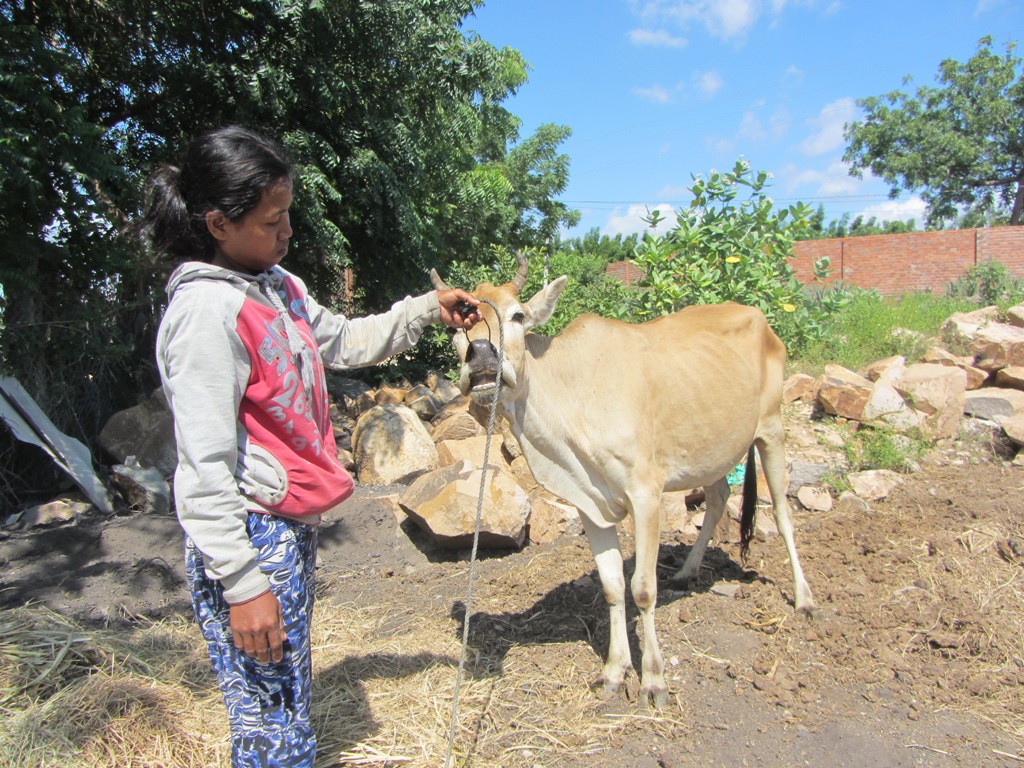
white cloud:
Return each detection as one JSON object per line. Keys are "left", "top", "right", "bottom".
{"left": 629, "top": 28, "right": 688, "bottom": 47}
{"left": 737, "top": 104, "right": 790, "bottom": 142}
{"left": 800, "top": 97, "right": 856, "bottom": 156}
{"left": 782, "top": 159, "right": 861, "bottom": 197}
{"left": 629, "top": 0, "right": 839, "bottom": 43}
{"left": 856, "top": 198, "right": 926, "bottom": 223}
{"left": 603, "top": 203, "right": 676, "bottom": 237}
{"left": 633, "top": 84, "right": 674, "bottom": 104}
{"left": 694, "top": 69, "right": 724, "bottom": 98}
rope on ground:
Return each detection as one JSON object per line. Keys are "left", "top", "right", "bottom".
{"left": 443, "top": 298, "right": 504, "bottom": 768}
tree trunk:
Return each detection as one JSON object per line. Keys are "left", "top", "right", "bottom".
{"left": 1012, "top": 174, "right": 1024, "bottom": 225}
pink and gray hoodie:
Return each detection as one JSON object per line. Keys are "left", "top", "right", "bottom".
{"left": 157, "top": 262, "right": 441, "bottom": 604}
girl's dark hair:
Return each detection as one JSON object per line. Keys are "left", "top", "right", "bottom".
{"left": 140, "top": 126, "right": 292, "bottom": 261}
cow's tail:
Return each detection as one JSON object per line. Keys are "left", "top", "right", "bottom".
{"left": 739, "top": 445, "right": 757, "bottom": 562}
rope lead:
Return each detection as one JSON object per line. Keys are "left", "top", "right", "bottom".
{"left": 443, "top": 297, "right": 504, "bottom": 768}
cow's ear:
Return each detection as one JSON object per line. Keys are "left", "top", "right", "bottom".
{"left": 523, "top": 275, "right": 568, "bottom": 329}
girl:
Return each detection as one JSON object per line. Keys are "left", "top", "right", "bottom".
{"left": 142, "top": 125, "right": 479, "bottom": 767}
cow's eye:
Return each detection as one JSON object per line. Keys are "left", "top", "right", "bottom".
{"left": 512, "top": 311, "right": 526, "bottom": 324}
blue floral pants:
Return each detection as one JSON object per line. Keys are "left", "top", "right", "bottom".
{"left": 186, "top": 514, "right": 318, "bottom": 768}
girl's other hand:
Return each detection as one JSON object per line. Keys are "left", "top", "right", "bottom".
{"left": 229, "top": 590, "right": 285, "bottom": 663}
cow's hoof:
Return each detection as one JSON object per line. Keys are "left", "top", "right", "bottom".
{"left": 641, "top": 684, "right": 670, "bottom": 708}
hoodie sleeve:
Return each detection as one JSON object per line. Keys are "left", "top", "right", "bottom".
{"left": 290, "top": 274, "right": 442, "bottom": 369}
{"left": 156, "top": 282, "right": 270, "bottom": 604}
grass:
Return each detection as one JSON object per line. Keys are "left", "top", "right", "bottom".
{"left": 791, "top": 290, "right": 980, "bottom": 376}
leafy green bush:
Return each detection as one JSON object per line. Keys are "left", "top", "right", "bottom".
{"left": 946, "top": 260, "right": 1024, "bottom": 306}
{"left": 794, "top": 290, "right": 978, "bottom": 373}
{"left": 843, "top": 427, "right": 926, "bottom": 473}
{"left": 625, "top": 159, "right": 851, "bottom": 356}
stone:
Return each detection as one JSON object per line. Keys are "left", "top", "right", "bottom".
{"left": 430, "top": 409, "right": 484, "bottom": 443}
{"left": 797, "top": 486, "right": 833, "bottom": 512}
{"left": 13, "top": 498, "right": 91, "bottom": 529}
{"left": 786, "top": 461, "right": 831, "bottom": 496}
{"left": 353, "top": 404, "right": 439, "bottom": 484}
{"left": 995, "top": 366, "right": 1024, "bottom": 390}
{"left": 963, "top": 387, "right": 1024, "bottom": 420}
{"left": 920, "top": 346, "right": 989, "bottom": 390}
{"left": 995, "top": 413, "right": 1024, "bottom": 447}
{"left": 1005, "top": 305, "right": 1024, "bottom": 328}
{"left": 783, "top": 373, "right": 818, "bottom": 404}
{"left": 436, "top": 435, "right": 505, "bottom": 468}
{"left": 941, "top": 306, "right": 1000, "bottom": 351}
{"left": 894, "top": 363, "right": 966, "bottom": 440}
{"left": 98, "top": 388, "right": 177, "bottom": 478}
{"left": 426, "top": 372, "right": 463, "bottom": 407}
{"left": 374, "top": 385, "right": 408, "bottom": 405}
{"left": 403, "top": 385, "right": 441, "bottom": 420}
{"left": 816, "top": 365, "right": 873, "bottom": 420}
{"left": 972, "top": 323, "right": 1024, "bottom": 372}
{"left": 835, "top": 492, "right": 871, "bottom": 515}
{"left": 111, "top": 461, "right": 172, "bottom": 516}
{"left": 527, "top": 493, "right": 582, "bottom": 543}
{"left": 847, "top": 469, "right": 903, "bottom": 501}
{"left": 862, "top": 381, "right": 921, "bottom": 433}
{"left": 859, "top": 355, "right": 905, "bottom": 382}
{"left": 399, "top": 460, "right": 530, "bottom": 549}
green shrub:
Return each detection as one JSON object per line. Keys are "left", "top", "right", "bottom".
{"left": 843, "top": 427, "right": 926, "bottom": 473}
{"left": 946, "top": 260, "right": 1024, "bottom": 306}
{"left": 624, "top": 159, "right": 851, "bottom": 356}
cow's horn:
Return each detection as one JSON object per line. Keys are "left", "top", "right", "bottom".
{"left": 429, "top": 268, "right": 450, "bottom": 291}
{"left": 512, "top": 252, "right": 529, "bottom": 293}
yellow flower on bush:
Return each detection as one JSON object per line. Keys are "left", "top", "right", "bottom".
{"left": 781, "top": 303, "right": 797, "bottom": 312}
{"left": 725, "top": 256, "right": 741, "bottom": 263}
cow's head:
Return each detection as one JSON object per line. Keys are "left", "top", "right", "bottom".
{"left": 431, "top": 253, "right": 567, "bottom": 407}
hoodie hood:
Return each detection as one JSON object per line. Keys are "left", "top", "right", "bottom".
{"left": 165, "top": 261, "right": 288, "bottom": 302}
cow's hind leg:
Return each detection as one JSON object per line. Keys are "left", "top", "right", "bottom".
{"left": 671, "top": 476, "right": 731, "bottom": 587}
{"left": 755, "top": 430, "right": 815, "bottom": 613}
{"left": 580, "top": 516, "right": 633, "bottom": 694}
{"left": 630, "top": 490, "right": 668, "bottom": 707}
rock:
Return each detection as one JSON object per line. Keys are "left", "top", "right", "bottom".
{"left": 963, "top": 387, "right": 1024, "bottom": 420}
{"left": 941, "top": 306, "right": 1000, "bottom": 351}
{"left": 847, "top": 469, "right": 903, "bottom": 501}
{"left": 995, "top": 366, "right": 1024, "bottom": 390}
{"left": 13, "top": 497, "right": 92, "bottom": 529}
{"left": 893, "top": 363, "right": 966, "bottom": 440}
{"left": 374, "top": 385, "right": 409, "bottom": 405}
{"left": 436, "top": 435, "right": 505, "bottom": 468}
{"left": 859, "top": 355, "right": 906, "bottom": 382}
{"left": 835, "top": 492, "right": 871, "bottom": 515}
{"left": 430, "top": 408, "right": 485, "bottom": 443}
{"left": 862, "top": 381, "right": 922, "bottom": 433}
{"left": 797, "top": 486, "right": 833, "bottom": 512}
{"left": 972, "top": 323, "right": 1024, "bottom": 372}
{"left": 995, "top": 413, "right": 1024, "bottom": 447}
{"left": 353, "top": 404, "right": 440, "bottom": 484}
{"left": 920, "top": 346, "right": 989, "bottom": 390}
{"left": 98, "top": 388, "right": 177, "bottom": 478}
{"left": 527, "top": 493, "right": 582, "bottom": 543}
{"left": 403, "top": 384, "right": 441, "bottom": 420}
{"left": 399, "top": 460, "right": 530, "bottom": 549}
{"left": 783, "top": 373, "right": 818, "bottom": 404}
{"left": 426, "top": 372, "right": 463, "bottom": 407}
{"left": 660, "top": 489, "right": 696, "bottom": 534}
{"left": 1006, "top": 306, "right": 1024, "bottom": 328}
{"left": 111, "top": 461, "right": 172, "bottom": 516}
{"left": 816, "top": 365, "right": 873, "bottom": 420}
{"left": 786, "top": 461, "right": 831, "bottom": 496}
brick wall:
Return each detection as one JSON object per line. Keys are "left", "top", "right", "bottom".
{"left": 790, "top": 226, "right": 1024, "bottom": 295}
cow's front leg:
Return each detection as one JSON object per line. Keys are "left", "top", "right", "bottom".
{"left": 580, "top": 516, "right": 631, "bottom": 693}
{"left": 631, "top": 491, "right": 668, "bottom": 707}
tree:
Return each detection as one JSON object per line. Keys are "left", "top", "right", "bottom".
{"left": 844, "top": 36, "right": 1024, "bottom": 226}
{"left": 795, "top": 206, "right": 918, "bottom": 239}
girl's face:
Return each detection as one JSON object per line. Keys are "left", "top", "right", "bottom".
{"left": 207, "top": 178, "right": 293, "bottom": 275}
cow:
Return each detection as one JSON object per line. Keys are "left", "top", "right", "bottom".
{"left": 431, "top": 254, "right": 814, "bottom": 707}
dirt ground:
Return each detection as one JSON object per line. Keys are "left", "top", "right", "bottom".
{"left": 2, "top": 404, "right": 1024, "bottom": 767}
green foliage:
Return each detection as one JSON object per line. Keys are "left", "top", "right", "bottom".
{"left": 844, "top": 36, "right": 1024, "bottom": 227}
{"left": 624, "top": 159, "right": 851, "bottom": 355}
{"left": 843, "top": 427, "right": 926, "bottom": 473}
{"left": 558, "top": 227, "right": 639, "bottom": 264}
{"left": 945, "top": 260, "right": 1024, "bottom": 306}
{"left": 794, "top": 291, "right": 978, "bottom": 373}
{"left": 797, "top": 206, "right": 919, "bottom": 240}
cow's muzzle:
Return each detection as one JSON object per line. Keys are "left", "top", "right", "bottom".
{"left": 464, "top": 338, "right": 500, "bottom": 392}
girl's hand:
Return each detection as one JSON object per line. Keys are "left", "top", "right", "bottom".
{"left": 229, "top": 590, "right": 285, "bottom": 663}
{"left": 437, "top": 288, "right": 481, "bottom": 330}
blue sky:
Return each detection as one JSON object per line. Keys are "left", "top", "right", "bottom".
{"left": 466, "top": 0, "right": 1023, "bottom": 239}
